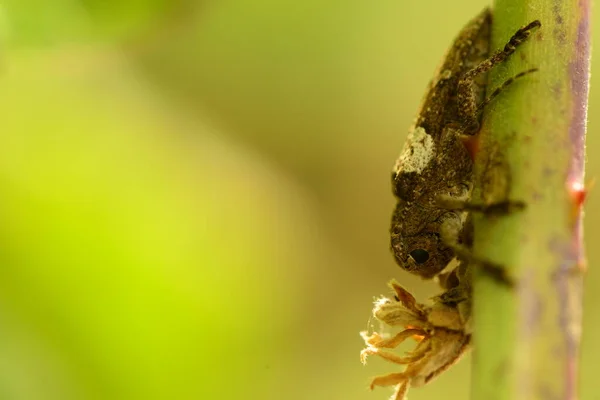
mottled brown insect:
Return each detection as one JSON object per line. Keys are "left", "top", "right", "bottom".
{"left": 391, "top": 9, "right": 540, "bottom": 281}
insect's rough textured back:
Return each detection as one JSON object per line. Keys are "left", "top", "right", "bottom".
{"left": 393, "top": 8, "right": 491, "bottom": 204}
{"left": 414, "top": 10, "right": 491, "bottom": 142}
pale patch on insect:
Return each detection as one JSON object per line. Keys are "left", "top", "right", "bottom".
{"left": 393, "top": 127, "right": 435, "bottom": 175}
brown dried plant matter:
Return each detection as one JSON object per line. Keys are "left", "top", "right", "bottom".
{"left": 360, "top": 281, "right": 471, "bottom": 400}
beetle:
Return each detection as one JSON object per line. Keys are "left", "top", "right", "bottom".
{"left": 390, "top": 8, "right": 540, "bottom": 281}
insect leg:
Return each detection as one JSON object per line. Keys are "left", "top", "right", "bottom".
{"left": 435, "top": 195, "right": 526, "bottom": 215}
{"left": 475, "top": 68, "right": 538, "bottom": 114}
{"left": 457, "top": 20, "right": 541, "bottom": 132}
{"left": 439, "top": 216, "right": 513, "bottom": 286}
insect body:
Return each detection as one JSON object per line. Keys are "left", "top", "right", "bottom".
{"left": 391, "top": 9, "right": 540, "bottom": 280}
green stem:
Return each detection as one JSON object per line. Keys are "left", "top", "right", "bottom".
{"left": 471, "top": 2, "right": 590, "bottom": 400}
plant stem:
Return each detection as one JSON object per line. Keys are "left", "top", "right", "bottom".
{"left": 471, "top": 2, "right": 590, "bottom": 400}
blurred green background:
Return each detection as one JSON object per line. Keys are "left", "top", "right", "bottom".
{"left": 0, "top": 1, "right": 597, "bottom": 399}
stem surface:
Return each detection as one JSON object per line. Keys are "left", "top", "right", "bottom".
{"left": 471, "top": 2, "right": 590, "bottom": 400}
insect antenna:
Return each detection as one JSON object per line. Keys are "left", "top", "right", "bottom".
{"left": 476, "top": 67, "right": 539, "bottom": 114}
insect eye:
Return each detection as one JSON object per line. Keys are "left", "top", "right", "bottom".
{"left": 409, "top": 249, "right": 430, "bottom": 264}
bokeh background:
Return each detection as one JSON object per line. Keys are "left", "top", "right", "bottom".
{"left": 0, "top": 1, "right": 597, "bottom": 399}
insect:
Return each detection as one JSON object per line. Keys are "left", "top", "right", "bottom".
{"left": 361, "top": 281, "right": 472, "bottom": 400}
{"left": 360, "top": 10, "right": 541, "bottom": 400}
{"left": 390, "top": 8, "right": 540, "bottom": 282}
